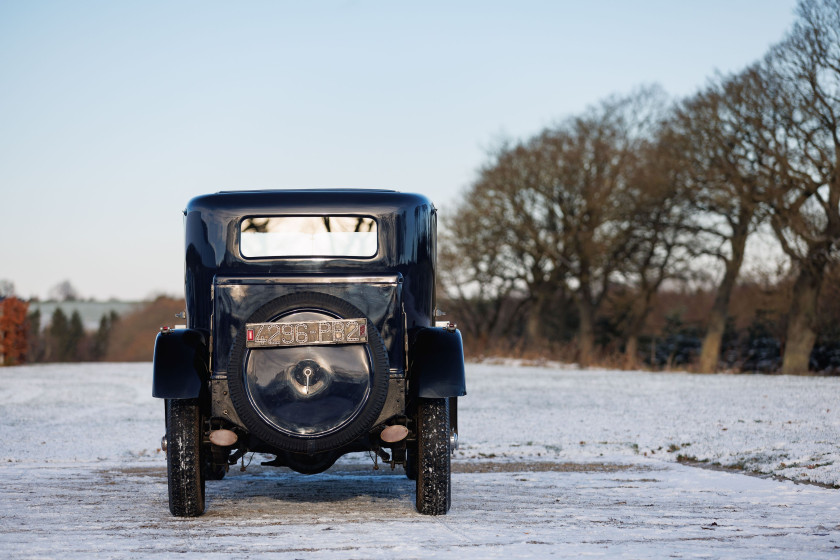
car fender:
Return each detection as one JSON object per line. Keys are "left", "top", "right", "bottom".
{"left": 152, "top": 328, "right": 209, "bottom": 399}
{"left": 410, "top": 326, "right": 467, "bottom": 398}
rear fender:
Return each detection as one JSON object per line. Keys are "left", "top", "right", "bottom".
{"left": 410, "top": 326, "right": 467, "bottom": 398}
{"left": 152, "top": 329, "right": 209, "bottom": 399}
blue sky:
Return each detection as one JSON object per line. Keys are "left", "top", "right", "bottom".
{"left": 0, "top": 0, "right": 799, "bottom": 300}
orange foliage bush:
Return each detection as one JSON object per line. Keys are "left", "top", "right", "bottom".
{"left": 104, "top": 296, "right": 187, "bottom": 362}
{"left": 0, "top": 297, "right": 29, "bottom": 365}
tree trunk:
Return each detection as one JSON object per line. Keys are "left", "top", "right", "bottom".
{"left": 623, "top": 287, "right": 657, "bottom": 369}
{"left": 524, "top": 289, "right": 547, "bottom": 347}
{"left": 577, "top": 297, "right": 595, "bottom": 367}
{"left": 781, "top": 263, "right": 823, "bottom": 375}
{"left": 698, "top": 210, "right": 752, "bottom": 373}
{"left": 623, "top": 307, "right": 647, "bottom": 369}
{"left": 624, "top": 334, "right": 639, "bottom": 369}
{"left": 698, "top": 307, "right": 727, "bottom": 373}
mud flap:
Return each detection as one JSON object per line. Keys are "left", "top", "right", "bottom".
{"left": 410, "top": 327, "right": 467, "bottom": 398}
{"left": 152, "top": 329, "right": 209, "bottom": 399}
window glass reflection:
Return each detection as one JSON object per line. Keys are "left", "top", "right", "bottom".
{"left": 241, "top": 216, "right": 377, "bottom": 257}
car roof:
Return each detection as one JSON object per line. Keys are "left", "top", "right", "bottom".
{"left": 186, "top": 189, "right": 433, "bottom": 217}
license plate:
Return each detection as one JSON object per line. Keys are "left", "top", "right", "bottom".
{"left": 245, "top": 318, "right": 368, "bottom": 348}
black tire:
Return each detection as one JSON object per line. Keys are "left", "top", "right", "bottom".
{"left": 415, "top": 398, "right": 451, "bottom": 515}
{"left": 449, "top": 397, "right": 458, "bottom": 443}
{"left": 404, "top": 447, "right": 417, "bottom": 480}
{"left": 166, "top": 398, "right": 206, "bottom": 517}
{"left": 228, "top": 292, "right": 390, "bottom": 455}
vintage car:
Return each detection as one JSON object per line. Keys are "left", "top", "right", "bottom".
{"left": 152, "top": 189, "right": 466, "bottom": 517}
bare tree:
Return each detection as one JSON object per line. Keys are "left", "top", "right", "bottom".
{"left": 535, "top": 87, "right": 670, "bottom": 365}
{"left": 670, "top": 70, "right": 771, "bottom": 372}
{"left": 438, "top": 200, "right": 527, "bottom": 344}
{"left": 756, "top": 0, "right": 840, "bottom": 373}
{"left": 0, "top": 279, "right": 14, "bottom": 298}
{"left": 442, "top": 87, "right": 674, "bottom": 365}
{"left": 440, "top": 140, "right": 565, "bottom": 348}
{"left": 48, "top": 280, "right": 80, "bottom": 302}
{"left": 613, "top": 132, "right": 696, "bottom": 367}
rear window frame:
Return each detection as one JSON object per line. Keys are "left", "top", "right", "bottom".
{"left": 238, "top": 214, "right": 380, "bottom": 260}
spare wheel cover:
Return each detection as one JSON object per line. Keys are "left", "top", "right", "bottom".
{"left": 228, "top": 292, "right": 390, "bottom": 454}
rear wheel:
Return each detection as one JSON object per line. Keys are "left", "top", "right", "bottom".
{"left": 415, "top": 398, "right": 451, "bottom": 515}
{"left": 166, "top": 398, "right": 206, "bottom": 517}
{"left": 404, "top": 447, "right": 417, "bottom": 480}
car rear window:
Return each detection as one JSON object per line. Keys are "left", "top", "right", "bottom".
{"left": 240, "top": 216, "right": 378, "bottom": 258}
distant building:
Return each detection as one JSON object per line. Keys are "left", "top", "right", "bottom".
{"left": 28, "top": 300, "right": 143, "bottom": 331}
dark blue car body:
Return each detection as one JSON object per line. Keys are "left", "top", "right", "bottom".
{"left": 153, "top": 189, "right": 465, "bottom": 516}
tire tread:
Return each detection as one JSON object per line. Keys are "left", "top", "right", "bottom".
{"left": 415, "top": 398, "right": 451, "bottom": 515}
{"left": 166, "top": 398, "right": 206, "bottom": 517}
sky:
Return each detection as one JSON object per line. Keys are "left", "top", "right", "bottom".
{"left": 0, "top": 0, "right": 800, "bottom": 301}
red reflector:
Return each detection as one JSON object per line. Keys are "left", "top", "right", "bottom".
{"left": 247, "top": 329, "right": 255, "bottom": 341}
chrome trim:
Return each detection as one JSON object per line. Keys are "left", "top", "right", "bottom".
{"left": 215, "top": 275, "right": 400, "bottom": 285}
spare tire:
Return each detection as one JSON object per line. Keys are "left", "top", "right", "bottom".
{"left": 228, "top": 292, "right": 390, "bottom": 454}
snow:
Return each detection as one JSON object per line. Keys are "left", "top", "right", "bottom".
{"left": 461, "top": 361, "right": 840, "bottom": 486}
{"left": 0, "top": 362, "right": 838, "bottom": 558}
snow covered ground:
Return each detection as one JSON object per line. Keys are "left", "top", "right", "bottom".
{"left": 462, "top": 361, "right": 840, "bottom": 487}
{"left": 0, "top": 362, "right": 838, "bottom": 558}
